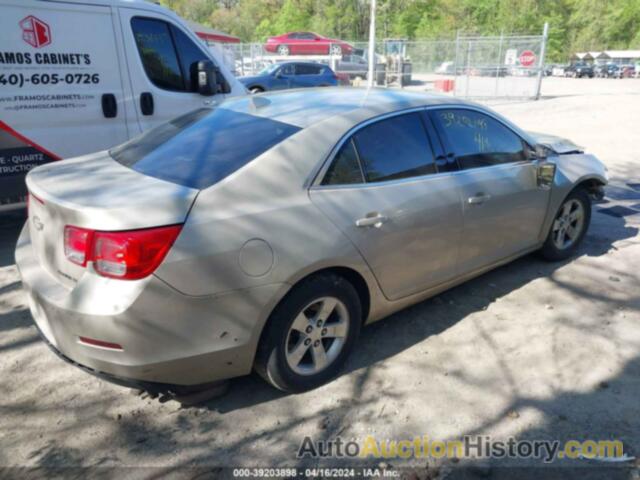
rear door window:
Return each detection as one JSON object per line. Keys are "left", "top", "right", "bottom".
{"left": 110, "top": 108, "right": 301, "bottom": 189}
{"left": 296, "top": 64, "right": 322, "bottom": 75}
{"left": 353, "top": 113, "right": 437, "bottom": 182}
{"left": 322, "top": 140, "right": 364, "bottom": 185}
{"left": 279, "top": 64, "right": 295, "bottom": 75}
{"left": 433, "top": 109, "right": 527, "bottom": 170}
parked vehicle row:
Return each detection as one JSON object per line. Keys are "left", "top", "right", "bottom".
{"left": 595, "top": 63, "right": 637, "bottom": 78}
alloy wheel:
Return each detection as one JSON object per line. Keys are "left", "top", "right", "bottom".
{"left": 552, "top": 198, "right": 585, "bottom": 250}
{"left": 285, "top": 296, "right": 349, "bottom": 376}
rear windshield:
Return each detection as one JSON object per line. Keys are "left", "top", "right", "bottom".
{"left": 110, "top": 108, "right": 301, "bottom": 189}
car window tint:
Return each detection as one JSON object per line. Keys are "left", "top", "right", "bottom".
{"left": 287, "top": 33, "right": 300, "bottom": 39}
{"left": 435, "top": 109, "right": 527, "bottom": 169}
{"left": 110, "top": 108, "right": 301, "bottom": 189}
{"left": 279, "top": 64, "right": 295, "bottom": 75}
{"left": 296, "top": 64, "right": 321, "bottom": 75}
{"left": 131, "top": 18, "right": 184, "bottom": 91}
{"left": 299, "top": 33, "right": 316, "bottom": 40}
{"left": 352, "top": 113, "right": 436, "bottom": 182}
{"left": 170, "top": 25, "right": 208, "bottom": 92}
{"left": 322, "top": 139, "right": 364, "bottom": 185}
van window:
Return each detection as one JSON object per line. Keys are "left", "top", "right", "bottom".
{"left": 171, "top": 25, "right": 209, "bottom": 92}
{"left": 131, "top": 18, "right": 184, "bottom": 91}
{"left": 110, "top": 108, "right": 301, "bottom": 189}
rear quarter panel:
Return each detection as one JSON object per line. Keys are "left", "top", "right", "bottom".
{"left": 154, "top": 120, "right": 379, "bottom": 299}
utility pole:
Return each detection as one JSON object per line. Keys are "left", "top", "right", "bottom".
{"left": 535, "top": 22, "right": 549, "bottom": 100}
{"left": 367, "top": 0, "right": 376, "bottom": 88}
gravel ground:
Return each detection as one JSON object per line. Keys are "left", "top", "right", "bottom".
{"left": 1, "top": 77, "right": 639, "bottom": 478}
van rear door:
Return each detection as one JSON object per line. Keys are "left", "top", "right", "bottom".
{"left": 118, "top": 8, "right": 231, "bottom": 133}
{"left": 0, "top": 1, "right": 130, "bottom": 206}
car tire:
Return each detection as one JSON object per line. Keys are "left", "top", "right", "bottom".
{"left": 255, "top": 273, "right": 362, "bottom": 393}
{"left": 250, "top": 87, "right": 264, "bottom": 94}
{"left": 539, "top": 188, "right": 591, "bottom": 261}
{"left": 277, "top": 45, "right": 290, "bottom": 56}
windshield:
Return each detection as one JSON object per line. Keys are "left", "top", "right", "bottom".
{"left": 110, "top": 108, "right": 301, "bottom": 189}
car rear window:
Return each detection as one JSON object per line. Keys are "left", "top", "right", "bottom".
{"left": 110, "top": 108, "right": 301, "bottom": 189}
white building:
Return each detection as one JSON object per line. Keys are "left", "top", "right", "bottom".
{"left": 595, "top": 50, "right": 640, "bottom": 65}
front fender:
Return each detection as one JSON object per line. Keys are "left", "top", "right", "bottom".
{"left": 539, "top": 153, "right": 608, "bottom": 242}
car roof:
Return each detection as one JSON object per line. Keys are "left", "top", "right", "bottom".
{"left": 278, "top": 61, "right": 328, "bottom": 67}
{"left": 219, "top": 88, "right": 468, "bottom": 128}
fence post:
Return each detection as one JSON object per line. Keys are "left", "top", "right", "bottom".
{"left": 367, "top": 0, "right": 377, "bottom": 88}
{"left": 535, "top": 22, "right": 549, "bottom": 100}
{"left": 495, "top": 32, "right": 504, "bottom": 97}
{"left": 453, "top": 30, "right": 460, "bottom": 96}
{"left": 464, "top": 38, "right": 471, "bottom": 97}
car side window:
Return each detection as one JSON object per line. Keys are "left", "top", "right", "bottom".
{"left": 299, "top": 32, "right": 316, "bottom": 40}
{"left": 296, "top": 64, "right": 321, "bottom": 75}
{"left": 322, "top": 139, "right": 364, "bottom": 185}
{"left": 279, "top": 64, "right": 295, "bottom": 75}
{"left": 353, "top": 113, "right": 437, "bottom": 182}
{"left": 131, "top": 18, "right": 184, "bottom": 91}
{"left": 434, "top": 109, "right": 527, "bottom": 170}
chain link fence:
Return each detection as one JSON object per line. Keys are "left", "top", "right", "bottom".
{"left": 206, "top": 29, "right": 547, "bottom": 100}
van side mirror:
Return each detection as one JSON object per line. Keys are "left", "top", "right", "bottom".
{"left": 195, "top": 60, "right": 217, "bottom": 96}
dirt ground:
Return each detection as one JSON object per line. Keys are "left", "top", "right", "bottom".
{"left": 1, "top": 77, "right": 640, "bottom": 478}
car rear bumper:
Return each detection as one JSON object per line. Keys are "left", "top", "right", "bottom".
{"left": 15, "top": 223, "right": 288, "bottom": 387}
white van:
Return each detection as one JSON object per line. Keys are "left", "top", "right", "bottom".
{"left": 0, "top": 0, "right": 245, "bottom": 210}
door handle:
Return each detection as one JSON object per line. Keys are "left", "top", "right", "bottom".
{"left": 140, "top": 92, "right": 154, "bottom": 116}
{"left": 356, "top": 213, "right": 388, "bottom": 228}
{"left": 101, "top": 93, "right": 117, "bottom": 118}
{"left": 468, "top": 193, "right": 492, "bottom": 205}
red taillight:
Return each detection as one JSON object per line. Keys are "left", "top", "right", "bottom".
{"left": 64, "top": 224, "right": 182, "bottom": 280}
{"left": 64, "top": 226, "right": 93, "bottom": 266}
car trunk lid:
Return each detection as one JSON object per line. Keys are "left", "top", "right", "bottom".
{"left": 26, "top": 151, "right": 197, "bottom": 288}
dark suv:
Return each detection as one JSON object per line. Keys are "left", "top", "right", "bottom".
{"left": 566, "top": 62, "right": 594, "bottom": 78}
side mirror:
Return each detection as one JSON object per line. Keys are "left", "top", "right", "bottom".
{"left": 531, "top": 143, "right": 554, "bottom": 161}
{"left": 195, "top": 60, "right": 217, "bottom": 96}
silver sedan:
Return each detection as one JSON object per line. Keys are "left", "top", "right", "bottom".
{"left": 16, "top": 88, "right": 607, "bottom": 394}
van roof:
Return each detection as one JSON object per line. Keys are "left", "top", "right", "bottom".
{"left": 219, "top": 87, "right": 467, "bottom": 128}
{"left": 39, "top": 0, "right": 169, "bottom": 13}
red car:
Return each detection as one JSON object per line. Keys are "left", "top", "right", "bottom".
{"left": 265, "top": 32, "right": 353, "bottom": 56}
